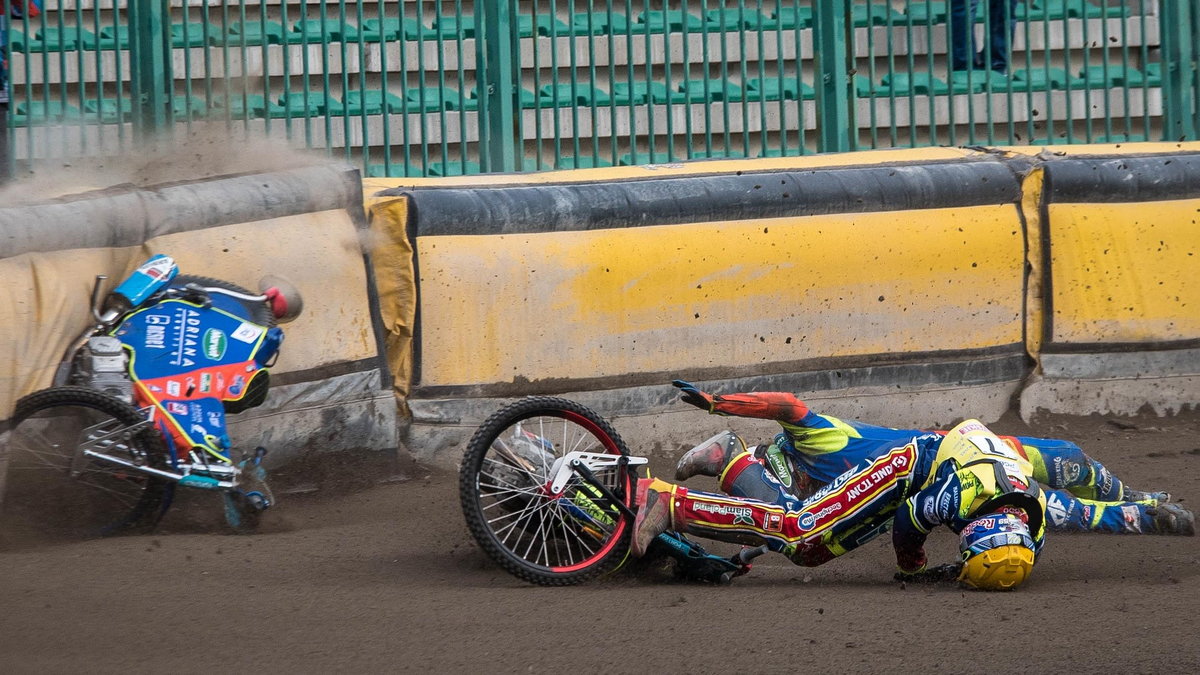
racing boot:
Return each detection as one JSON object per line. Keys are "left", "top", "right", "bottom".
{"left": 1150, "top": 502, "right": 1195, "bottom": 536}
{"left": 1122, "top": 488, "right": 1171, "bottom": 505}
{"left": 632, "top": 478, "right": 679, "bottom": 557}
{"left": 675, "top": 431, "right": 745, "bottom": 481}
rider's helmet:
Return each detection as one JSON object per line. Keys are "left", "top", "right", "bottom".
{"left": 957, "top": 511, "right": 1038, "bottom": 591}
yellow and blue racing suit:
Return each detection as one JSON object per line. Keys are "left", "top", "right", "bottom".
{"left": 696, "top": 390, "right": 1162, "bottom": 534}
{"left": 648, "top": 421, "right": 1046, "bottom": 571}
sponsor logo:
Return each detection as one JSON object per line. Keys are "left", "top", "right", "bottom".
{"left": 764, "top": 512, "right": 783, "bottom": 532}
{"left": 922, "top": 497, "right": 938, "bottom": 520}
{"left": 1120, "top": 504, "right": 1142, "bottom": 533}
{"left": 166, "top": 402, "right": 188, "bottom": 415}
{"left": 203, "top": 329, "right": 227, "bottom": 360}
{"left": 200, "top": 373, "right": 213, "bottom": 393}
{"left": 766, "top": 450, "right": 793, "bottom": 488}
{"left": 166, "top": 380, "right": 182, "bottom": 397}
{"left": 207, "top": 412, "right": 223, "bottom": 428}
{"left": 956, "top": 422, "right": 988, "bottom": 435}
{"left": 694, "top": 501, "right": 756, "bottom": 526}
{"left": 937, "top": 488, "right": 957, "bottom": 515}
{"left": 229, "top": 375, "right": 245, "bottom": 396}
{"left": 231, "top": 322, "right": 264, "bottom": 344}
{"left": 1046, "top": 493, "right": 1069, "bottom": 526}
{"left": 797, "top": 502, "right": 842, "bottom": 532}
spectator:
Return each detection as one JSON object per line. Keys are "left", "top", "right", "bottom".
{"left": 950, "top": 0, "right": 1019, "bottom": 73}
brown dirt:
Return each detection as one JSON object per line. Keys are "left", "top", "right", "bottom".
{"left": 1, "top": 409, "right": 1198, "bottom": 674}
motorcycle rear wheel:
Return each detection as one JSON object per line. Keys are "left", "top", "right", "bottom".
{"left": 2, "top": 387, "right": 172, "bottom": 541}
{"left": 459, "top": 397, "right": 636, "bottom": 586}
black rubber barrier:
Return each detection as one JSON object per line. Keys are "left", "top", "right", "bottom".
{"left": 390, "top": 157, "right": 1020, "bottom": 236}
{"left": 1042, "top": 152, "right": 1200, "bottom": 203}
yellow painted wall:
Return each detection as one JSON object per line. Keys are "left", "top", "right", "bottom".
{"left": 1047, "top": 199, "right": 1200, "bottom": 343}
{"left": 416, "top": 205, "right": 1024, "bottom": 386}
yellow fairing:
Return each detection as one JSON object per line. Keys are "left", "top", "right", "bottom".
{"left": 959, "top": 545, "right": 1036, "bottom": 591}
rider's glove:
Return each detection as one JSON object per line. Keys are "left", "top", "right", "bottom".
{"left": 672, "top": 380, "right": 716, "bottom": 412}
{"left": 894, "top": 562, "right": 963, "bottom": 584}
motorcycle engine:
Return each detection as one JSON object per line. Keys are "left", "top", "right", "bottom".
{"left": 74, "top": 336, "right": 134, "bottom": 404}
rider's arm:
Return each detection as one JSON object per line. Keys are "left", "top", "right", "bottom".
{"left": 892, "top": 472, "right": 966, "bottom": 573}
{"left": 709, "top": 391, "right": 810, "bottom": 423}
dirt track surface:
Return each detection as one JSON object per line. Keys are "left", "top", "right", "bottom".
{"left": 2, "top": 410, "right": 1199, "bottom": 674}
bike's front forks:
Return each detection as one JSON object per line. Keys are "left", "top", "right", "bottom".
{"left": 223, "top": 447, "right": 274, "bottom": 531}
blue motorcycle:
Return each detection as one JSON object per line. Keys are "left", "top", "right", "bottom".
{"left": 4, "top": 255, "right": 302, "bottom": 539}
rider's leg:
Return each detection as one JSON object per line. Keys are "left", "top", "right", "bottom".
{"left": 635, "top": 442, "right": 920, "bottom": 563}
{"left": 1014, "top": 435, "right": 1168, "bottom": 503}
{"left": 1043, "top": 488, "right": 1194, "bottom": 535}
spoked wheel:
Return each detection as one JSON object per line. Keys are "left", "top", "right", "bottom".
{"left": 2, "top": 387, "right": 171, "bottom": 541}
{"left": 459, "top": 397, "right": 638, "bottom": 586}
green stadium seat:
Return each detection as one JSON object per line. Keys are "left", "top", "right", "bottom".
{"left": 1038, "top": 0, "right": 1129, "bottom": 19}
{"left": 676, "top": 78, "right": 742, "bottom": 103}
{"left": 745, "top": 77, "right": 816, "bottom": 101}
{"left": 359, "top": 18, "right": 438, "bottom": 41}
{"left": 84, "top": 97, "right": 134, "bottom": 123}
{"left": 904, "top": 2, "right": 950, "bottom": 24}
{"left": 171, "top": 96, "right": 208, "bottom": 118}
{"left": 1012, "top": 67, "right": 1082, "bottom": 91}
{"left": 7, "top": 29, "right": 30, "bottom": 51}
{"left": 432, "top": 15, "right": 475, "bottom": 39}
{"left": 611, "top": 81, "right": 673, "bottom": 105}
{"left": 35, "top": 26, "right": 90, "bottom": 51}
{"left": 1128, "top": 63, "right": 1161, "bottom": 88}
{"left": 426, "top": 160, "right": 483, "bottom": 176}
{"left": 211, "top": 94, "right": 284, "bottom": 119}
{"left": 556, "top": 155, "right": 615, "bottom": 169}
{"left": 15, "top": 100, "right": 83, "bottom": 123}
{"left": 344, "top": 90, "right": 405, "bottom": 115}
{"left": 404, "top": 87, "right": 460, "bottom": 112}
{"left": 171, "top": 22, "right": 210, "bottom": 48}
{"left": 949, "top": 69, "right": 1010, "bottom": 93}
{"left": 516, "top": 13, "right": 571, "bottom": 37}
{"left": 538, "top": 84, "right": 611, "bottom": 107}
{"left": 93, "top": 25, "right": 132, "bottom": 50}
{"left": 1077, "top": 65, "right": 1122, "bottom": 88}
{"left": 855, "top": 74, "right": 881, "bottom": 97}
{"left": 852, "top": 3, "right": 905, "bottom": 27}
{"left": 636, "top": 10, "right": 720, "bottom": 33}
{"left": 619, "top": 151, "right": 676, "bottom": 165}
{"left": 569, "top": 12, "right": 630, "bottom": 35}
{"left": 291, "top": 19, "right": 360, "bottom": 43}
{"left": 877, "top": 72, "right": 950, "bottom": 96}
{"left": 1094, "top": 133, "right": 1148, "bottom": 143}
{"left": 277, "top": 91, "right": 344, "bottom": 117}
{"left": 211, "top": 21, "right": 287, "bottom": 46}
{"left": 705, "top": 8, "right": 772, "bottom": 30}
{"left": 772, "top": 6, "right": 814, "bottom": 30}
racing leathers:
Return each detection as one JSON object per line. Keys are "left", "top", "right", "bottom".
{"left": 672, "top": 381, "right": 1186, "bottom": 535}
{"left": 636, "top": 419, "right": 1047, "bottom": 575}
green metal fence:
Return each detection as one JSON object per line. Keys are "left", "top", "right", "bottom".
{"left": 2, "top": 0, "right": 1197, "bottom": 178}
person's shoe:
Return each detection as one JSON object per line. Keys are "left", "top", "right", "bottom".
{"left": 632, "top": 479, "right": 672, "bottom": 557}
{"left": 1124, "top": 488, "right": 1171, "bottom": 505}
{"left": 1151, "top": 503, "right": 1195, "bottom": 536}
{"left": 675, "top": 431, "right": 741, "bottom": 481}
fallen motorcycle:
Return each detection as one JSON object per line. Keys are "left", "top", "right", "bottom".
{"left": 3, "top": 254, "right": 301, "bottom": 538}
{"left": 458, "top": 396, "right": 767, "bottom": 586}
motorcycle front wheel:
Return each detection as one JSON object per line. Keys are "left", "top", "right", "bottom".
{"left": 2, "top": 387, "right": 172, "bottom": 541}
{"left": 459, "top": 397, "right": 637, "bottom": 586}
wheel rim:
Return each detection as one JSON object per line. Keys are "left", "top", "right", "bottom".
{"left": 474, "top": 409, "right": 631, "bottom": 574}
{"left": 4, "top": 404, "right": 155, "bottom": 537}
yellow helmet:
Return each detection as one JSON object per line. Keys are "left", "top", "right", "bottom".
{"left": 957, "top": 512, "right": 1038, "bottom": 591}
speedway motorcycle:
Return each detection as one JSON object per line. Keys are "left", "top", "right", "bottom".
{"left": 3, "top": 254, "right": 301, "bottom": 538}
{"left": 459, "top": 396, "right": 769, "bottom": 586}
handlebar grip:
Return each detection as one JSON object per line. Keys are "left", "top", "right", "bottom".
{"left": 736, "top": 545, "right": 770, "bottom": 564}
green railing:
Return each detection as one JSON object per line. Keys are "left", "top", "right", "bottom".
{"left": 2, "top": 0, "right": 1197, "bottom": 178}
